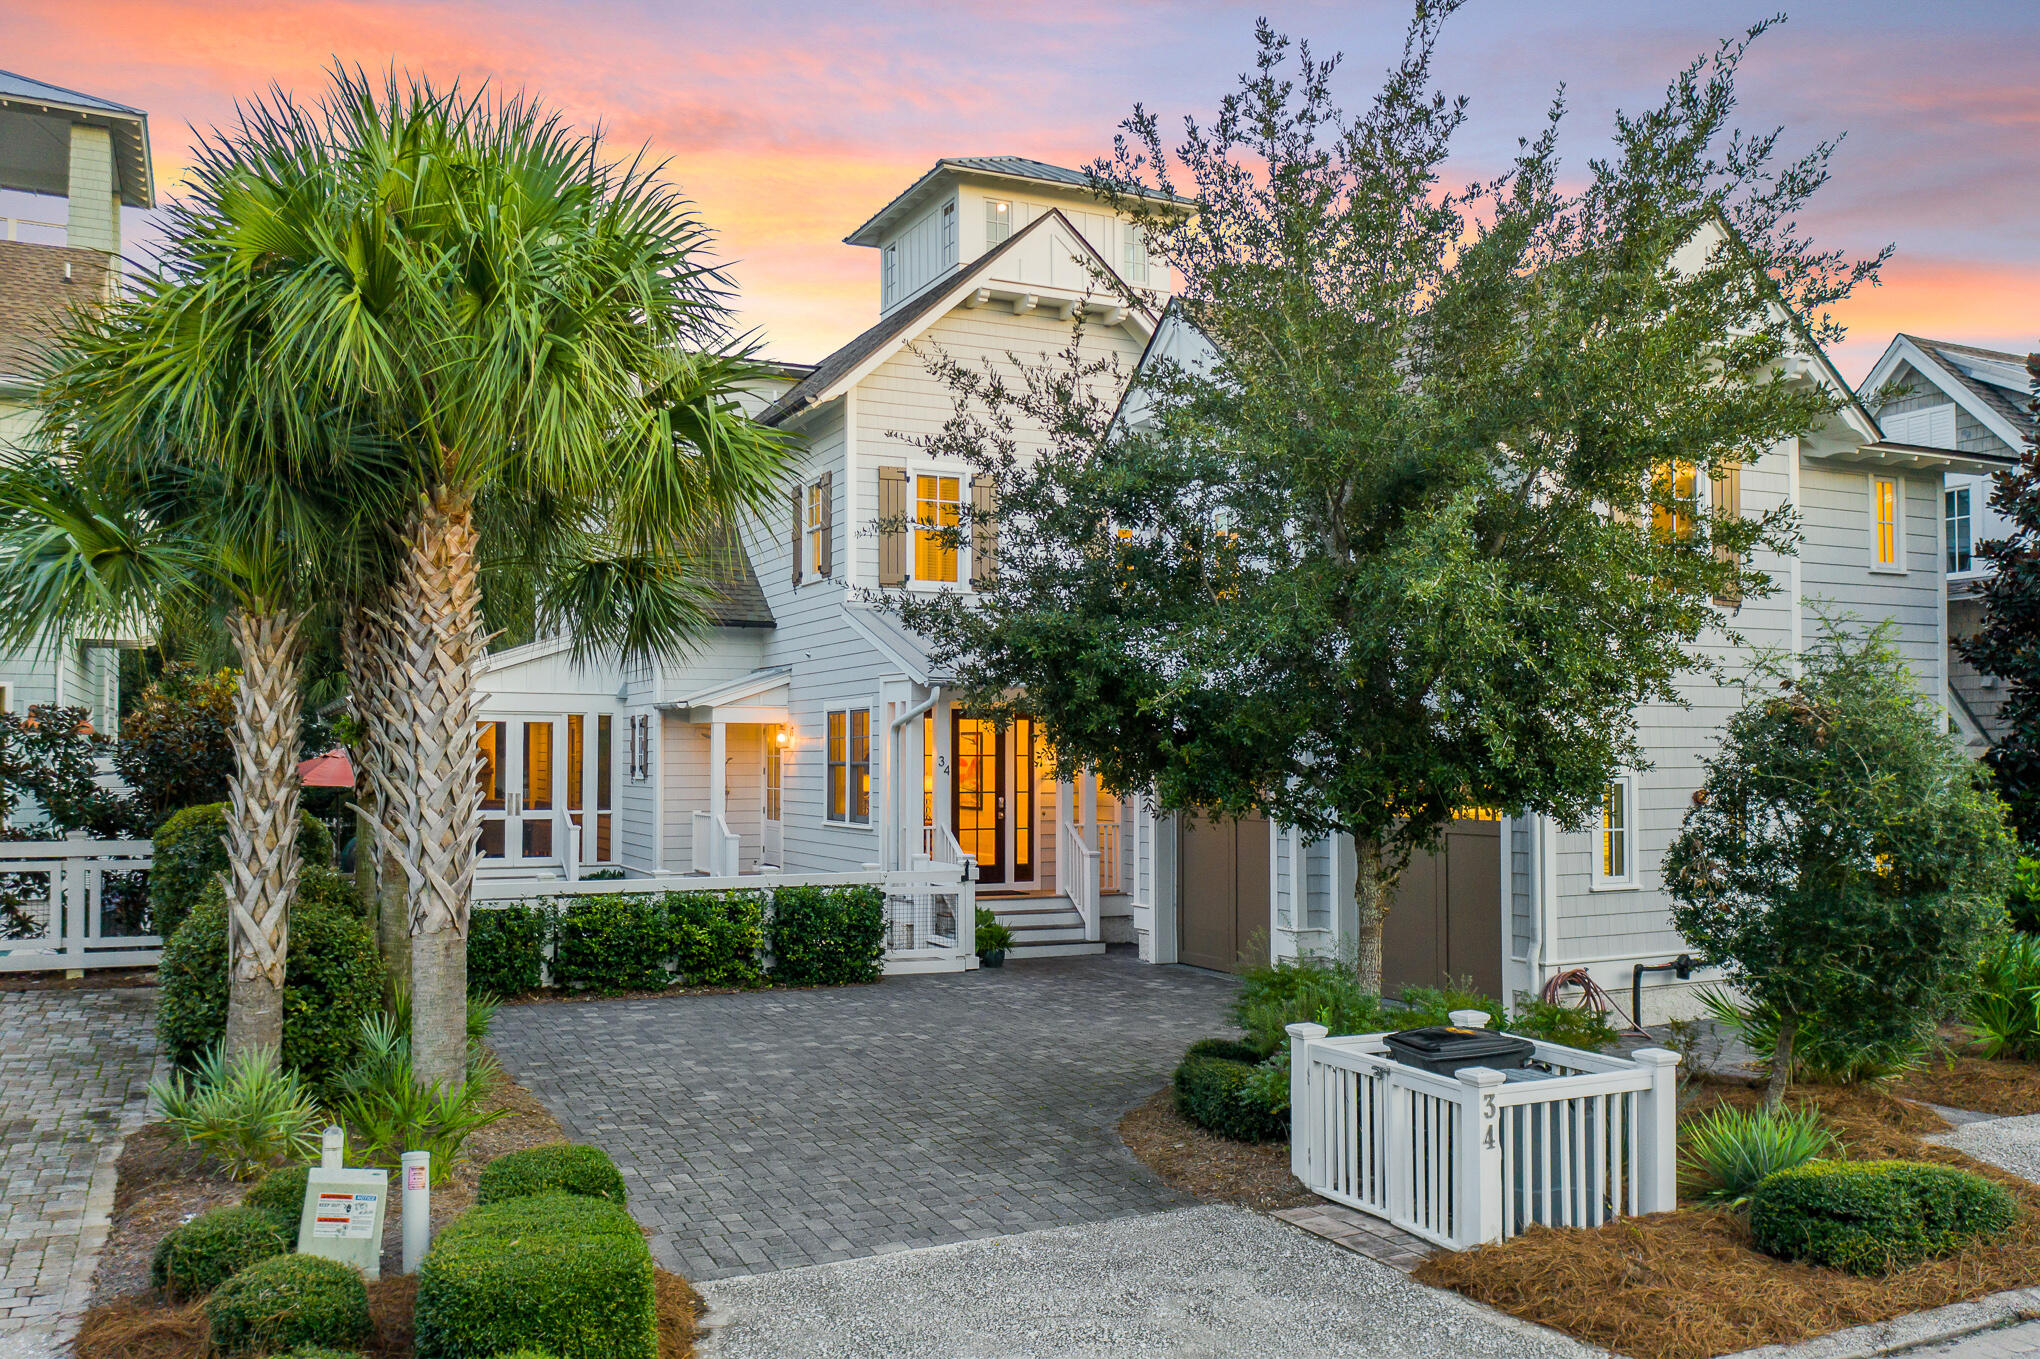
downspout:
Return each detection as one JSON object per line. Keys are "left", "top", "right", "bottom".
{"left": 888, "top": 685, "right": 943, "bottom": 871}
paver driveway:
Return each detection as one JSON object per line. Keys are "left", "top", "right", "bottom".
{"left": 489, "top": 950, "right": 1239, "bottom": 1280}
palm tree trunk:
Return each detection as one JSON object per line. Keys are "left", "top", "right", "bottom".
{"left": 347, "top": 604, "right": 411, "bottom": 997}
{"left": 384, "top": 486, "right": 484, "bottom": 1089}
{"left": 222, "top": 606, "right": 307, "bottom": 1064}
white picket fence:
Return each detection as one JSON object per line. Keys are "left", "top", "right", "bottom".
{"left": 1286, "top": 1023, "right": 1680, "bottom": 1250}
{"left": 0, "top": 837, "right": 159, "bottom": 972}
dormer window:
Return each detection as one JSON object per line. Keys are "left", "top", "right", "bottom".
{"left": 1124, "top": 230, "right": 1148, "bottom": 285}
{"left": 940, "top": 202, "right": 956, "bottom": 266}
{"left": 986, "top": 199, "right": 1012, "bottom": 247}
{"left": 883, "top": 243, "right": 898, "bottom": 300}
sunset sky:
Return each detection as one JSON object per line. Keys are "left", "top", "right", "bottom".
{"left": 6, "top": 0, "right": 2035, "bottom": 380}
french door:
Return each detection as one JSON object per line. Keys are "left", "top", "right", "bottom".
{"left": 951, "top": 712, "right": 1036, "bottom": 887}
{"left": 762, "top": 729, "right": 784, "bottom": 868}
{"left": 478, "top": 718, "right": 560, "bottom": 866}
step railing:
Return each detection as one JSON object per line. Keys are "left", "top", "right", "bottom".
{"left": 1286, "top": 1024, "right": 1679, "bottom": 1249}
{"left": 688, "top": 810, "right": 740, "bottom": 876}
{"left": 1058, "top": 814, "right": 1100, "bottom": 940}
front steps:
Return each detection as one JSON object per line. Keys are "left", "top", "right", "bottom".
{"left": 987, "top": 897, "right": 1106, "bottom": 959}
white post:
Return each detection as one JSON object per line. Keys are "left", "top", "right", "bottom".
{"left": 321, "top": 1125, "right": 345, "bottom": 1170}
{"left": 708, "top": 720, "right": 727, "bottom": 872}
{"left": 1456, "top": 1066, "right": 1507, "bottom": 1247}
{"left": 1633, "top": 1047, "right": 1682, "bottom": 1214}
{"left": 401, "top": 1151, "right": 431, "bottom": 1274}
{"left": 1286, "top": 1022, "right": 1327, "bottom": 1184}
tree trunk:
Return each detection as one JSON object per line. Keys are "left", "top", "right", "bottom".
{"left": 348, "top": 604, "right": 413, "bottom": 1000}
{"left": 221, "top": 607, "right": 307, "bottom": 1065}
{"left": 1351, "top": 833, "right": 1393, "bottom": 996}
{"left": 1765, "top": 1011, "right": 1797, "bottom": 1107}
{"left": 383, "top": 487, "right": 484, "bottom": 1090}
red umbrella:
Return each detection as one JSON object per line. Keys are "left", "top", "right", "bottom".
{"left": 297, "top": 750, "right": 356, "bottom": 788}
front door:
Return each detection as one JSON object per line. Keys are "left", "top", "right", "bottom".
{"left": 762, "top": 729, "right": 784, "bottom": 868}
{"left": 477, "top": 718, "right": 561, "bottom": 867}
{"left": 952, "top": 713, "right": 1038, "bottom": 887}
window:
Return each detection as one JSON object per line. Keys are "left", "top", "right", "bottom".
{"left": 0, "top": 683, "right": 9, "bottom": 713}
{"left": 914, "top": 473, "right": 962, "bottom": 583}
{"left": 1651, "top": 461, "right": 1700, "bottom": 542}
{"left": 882, "top": 243, "right": 898, "bottom": 301}
{"left": 807, "top": 480, "right": 827, "bottom": 575}
{"left": 477, "top": 721, "right": 505, "bottom": 858}
{"left": 628, "top": 714, "right": 651, "bottom": 782}
{"left": 1871, "top": 474, "right": 1904, "bottom": 571}
{"left": 826, "top": 708, "right": 872, "bottom": 824}
{"left": 940, "top": 202, "right": 956, "bottom": 264}
{"left": 1947, "top": 486, "right": 1973, "bottom": 574}
{"left": 1594, "top": 777, "right": 1634, "bottom": 888}
{"left": 596, "top": 714, "right": 614, "bottom": 860}
{"left": 1123, "top": 229, "right": 1148, "bottom": 285}
{"left": 922, "top": 710, "right": 935, "bottom": 835}
{"left": 986, "top": 198, "right": 1012, "bottom": 247}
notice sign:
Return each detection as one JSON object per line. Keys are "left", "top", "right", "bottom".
{"left": 297, "top": 1166, "right": 388, "bottom": 1280}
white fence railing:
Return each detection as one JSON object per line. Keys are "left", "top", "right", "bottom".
{"left": 1097, "top": 817, "right": 1121, "bottom": 894}
{"left": 0, "top": 837, "right": 158, "bottom": 973}
{"left": 1286, "top": 1024, "right": 1680, "bottom": 1250}
{"left": 1059, "top": 814, "right": 1100, "bottom": 940}
{"left": 475, "top": 865, "right": 977, "bottom": 974}
{"left": 688, "top": 810, "right": 740, "bottom": 877}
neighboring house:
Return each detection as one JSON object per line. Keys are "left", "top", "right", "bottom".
{"left": 0, "top": 71, "right": 155, "bottom": 733}
{"left": 475, "top": 162, "right": 2006, "bottom": 1022}
{"left": 1858, "top": 334, "right": 2036, "bottom": 754}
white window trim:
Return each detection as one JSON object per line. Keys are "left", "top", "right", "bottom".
{"left": 806, "top": 477, "right": 829, "bottom": 580}
{"left": 904, "top": 462, "right": 972, "bottom": 593}
{"left": 985, "top": 198, "right": 1013, "bottom": 249}
{"left": 1868, "top": 471, "right": 1907, "bottom": 574}
{"left": 1590, "top": 774, "right": 1638, "bottom": 891}
{"left": 1946, "top": 484, "right": 1976, "bottom": 577}
{"left": 0, "top": 682, "right": 9, "bottom": 714}
{"left": 823, "top": 707, "right": 875, "bottom": 827}
{"left": 882, "top": 244, "right": 898, "bottom": 305}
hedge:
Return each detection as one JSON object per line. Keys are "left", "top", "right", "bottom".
{"left": 156, "top": 866, "right": 381, "bottom": 1082}
{"left": 1749, "top": 1159, "right": 2018, "bottom": 1274}
{"left": 150, "top": 1206, "right": 289, "bottom": 1297}
{"left": 768, "top": 884, "right": 886, "bottom": 987}
{"left": 151, "top": 802, "right": 335, "bottom": 938}
{"left": 470, "top": 902, "right": 552, "bottom": 996}
{"left": 552, "top": 895, "right": 671, "bottom": 994}
{"left": 477, "top": 1144, "right": 628, "bottom": 1207}
{"left": 668, "top": 890, "right": 765, "bottom": 988}
{"left": 245, "top": 1164, "right": 311, "bottom": 1238}
{"left": 1173, "top": 1051, "right": 1288, "bottom": 1143}
{"left": 206, "top": 1253, "right": 372, "bottom": 1355}
{"left": 414, "top": 1193, "right": 656, "bottom": 1359}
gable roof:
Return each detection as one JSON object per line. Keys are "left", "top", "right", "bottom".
{"left": 0, "top": 69, "right": 153, "bottom": 208}
{"left": 760, "top": 208, "right": 1153, "bottom": 428}
{"left": 0, "top": 239, "right": 110, "bottom": 393}
{"left": 1861, "top": 333, "right": 2035, "bottom": 455}
{"left": 845, "top": 155, "right": 1192, "bottom": 247}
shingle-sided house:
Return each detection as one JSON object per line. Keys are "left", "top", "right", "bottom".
{"left": 1858, "top": 334, "right": 2036, "bottom": 753}
{"left": 474, "top": 163, "right": 2009, "bottom": 1020}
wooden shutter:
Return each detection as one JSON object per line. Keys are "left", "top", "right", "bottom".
{"left": 817, "top": 471, "right": 834, "bottom": 577}
{"left": 1712, "top": 464, "right": 1742, "bottom": 607}
{"left": 878, "top": 466, "right": 908, "bottom": 587}
{"left": 971, "top": 473, "right": 997, "bottom": 587}
{"left": 790, "top": 486, "right": 804, "bottom": 586}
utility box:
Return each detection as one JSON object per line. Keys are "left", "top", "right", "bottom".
{"left": 297, "top": 1167, "right": 388, "bottom": 1280}
{"left": 1380, "top": 1026, "right": 1534, "bottom": 1078}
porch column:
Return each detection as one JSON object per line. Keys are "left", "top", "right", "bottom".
{"left": 709, "top": 718, "right": 727, "bottom": 825}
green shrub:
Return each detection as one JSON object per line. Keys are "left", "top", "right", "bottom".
{"left": 1699, "top": 988, "right": 1932, "bottom": 1086}
{"left": 1679, "top": 1103, "right": 1838, "bottom": 1205}
{"left": 1230, "top": 958, "right": 1393, "bottom": 1058}
{"left": 667, "top": 890, "right": 765, "bottom": 988}
{"left": 552, "top": 895, "right": 671, "bottom": 994}
{"left": 150, "top": 802, "right": 335, "bottom": 938}
{"left": 1507, "top": 998, "right": 1622, "bottom": 1052}
{"left": 2010, "top": 855, "right": 2040, "bottom": 934}
{"left": 149, "top": 1205, "right": 290, "bottom": 1297}
{"left": 973, "top": 906, "right": 1014, "bottom": 956}
{"left": 1748, "top": 1159, "right": 2019, "bottom": 1274}
{"left": 331, "top": 1014, "right": 508, "bottom": 1184}
{"left": 245, "top": 1164, "right": 312, "bottom": 1237}
{"left": 414, "top": 1193, "right": 656, "bottom": 1359}
{"left": 469, "top": 902, "right": 552, "bottom": 997}
{"left": 1173, "top": 1053, "right": 1288, "bottom": 1143}
{"left": 477, "top": 1144, "right": 628, "bottom": 1206}
{"left": 769, "top": 884, "right": 885, "bottom": 987}
{"left": 1185, "top": 1037, "right": 1265, "bottom": 1065}
{"left": 156, "top": 866, "right": 381, "bottom": 1084}
{"left": 278, "top": 1348, "right": 366, "bottom": 1359}
{"left": 150, "top": 1047, "right": 325, "bottom": 1179}
{"left": 1967, "top": 932, "right": 2040, "bottom": 1059}
{"left": 205, "top": 1252, "right": 372, "bottom": 1355}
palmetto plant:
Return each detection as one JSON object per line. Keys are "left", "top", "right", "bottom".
{"left": 150, "top": 1044, "right": 326, "bottom": 1179}
{"left": 73, "top": 68, "right": 793, "bottom": 1086}
{"left": 1680, "top": 1102, "right": 1838, "bottom": 1206}
{"left": 1967, "top": 932, "right": 2040, "bottom": 1059}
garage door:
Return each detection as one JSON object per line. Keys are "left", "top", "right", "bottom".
{"left": 1178, "top": 814, "right": 1271, "bottom": 974}
{"left": 1380, "top": 816, "right": 1503, "bottom": 1000}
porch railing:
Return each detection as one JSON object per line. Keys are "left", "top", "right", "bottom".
{"left": 688, "top": 810, "right": 740, "bottom": 877}
{"left": 1059, "top": 814, "right": 1100, "bottom": 940}
{"left": 0, "top": 837, "right": 158, "bottom": 973}
{"left": 1097, "top": 817, "right": 1121, "bottom": 894}
{"left": 917, "top": 823, "right": 977, "bottom": 880}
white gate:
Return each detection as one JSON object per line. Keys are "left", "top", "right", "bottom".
{"left": 0, "top": 837, "right": 158, "bottom": 972}
{"left": 1286, "top": 1022, "right": 1680, "bottom": 1249}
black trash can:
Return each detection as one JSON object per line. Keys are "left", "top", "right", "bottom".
{"left": 1381, "top": 1026, "right": 1535, "bottom": 1078}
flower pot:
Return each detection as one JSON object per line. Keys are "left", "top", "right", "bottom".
{"left": 979, "top": 948, "right": 1007, "bottom": 969}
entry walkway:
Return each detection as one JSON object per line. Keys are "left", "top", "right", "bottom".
{"left": 489, "top": 950, "right": 1241, "bottom": 1281}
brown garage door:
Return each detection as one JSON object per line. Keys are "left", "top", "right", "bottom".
{"left": 1178, "top": 814, "right": 1271, "bottom": 974}
{"left": 1381, "top": 816, "right": 1503, "bottom": 1000}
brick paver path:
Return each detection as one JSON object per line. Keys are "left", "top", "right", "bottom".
{"left": 490, "top": 951, "right": 1240, "bottom": 1280}
{"left": 0, "top": 986, "right": 157, "bottom": 1354}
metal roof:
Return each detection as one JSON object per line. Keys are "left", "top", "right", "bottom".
{"left": 844, "top": 155, "right": 1190, "bottom": 247}
{"left": 0, "top": 69, "right": 153, "bottom": 208}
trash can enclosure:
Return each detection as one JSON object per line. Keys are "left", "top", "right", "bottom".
{"left": 1284, "top": 1023, "right": 1681, "bottom": 1250}
{"left": 1380, "top": 1026, "right": 1534, "bottom": 1078}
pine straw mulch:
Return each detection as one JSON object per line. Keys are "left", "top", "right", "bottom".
{"left": 77, "top": 1057, "right": 707, "bottom": 1357}
{"left": 1892, "top": 1052, "right": 2040, "bottom": 1118}
{"left": 1117, "top": 1087, "right": 1317, "bottom": 1211}
{"left": 1415, "top": 1080, "right": 2040, "bottom": 1359}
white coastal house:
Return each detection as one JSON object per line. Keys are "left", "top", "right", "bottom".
{"left": 474, "top": 157, "right": 2012, "bottom": 1019}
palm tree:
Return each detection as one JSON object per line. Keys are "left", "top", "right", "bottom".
{"left": 158, "top": 70, "right": 794, "bottom": 1085}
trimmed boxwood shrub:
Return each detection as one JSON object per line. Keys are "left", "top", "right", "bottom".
{"left": 414, "top": 1193, "right": 655, "bottom": 1359}
{"left": 279, "top": 1348, "right": 366, "bottom": 1359}
{"left": 477, "top": 1144, "right": 628, "bottom": 1206}
{"left": 149, "top": 1205, "right": 290, "bottom": 1297}
{"left": 1173, "top": 1051, "right": 1287, "bottom": 1143}
{"left": 206, "top": 1252, "right": 371, "bottom": 1355}
{"left": 245, "top": 1164, "right": 311, "bottom": 1238}
{"left": 470, "top": 901, "right": 552, "bottom": 996}
{"left": 551, "top": 895, "right": 671, "bottom": 994}
{"left": 769, "top": 885, "right": 885, "bottom": 987}
{"left": 1749, "top": 1158, "right": 2018, "bottom": 1274}
{"left": 156, "top": 865, "right": 381, "bottom": 1082}
{"left": 151, "top": 802, "right": 335, "bottom": 938}
{"left": 668, "top": 890, "right": 765, "bottom": 988}
{"left": 1184, "top": 1037, "right": 1266, "bottom": 1066}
